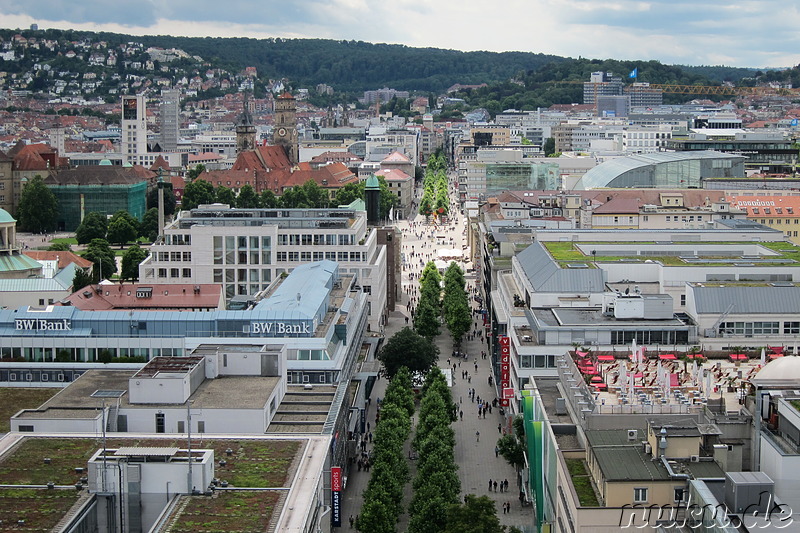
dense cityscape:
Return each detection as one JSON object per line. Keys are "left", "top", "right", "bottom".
{"left": 1, "top": 19, "right": 800, "bottom": 533}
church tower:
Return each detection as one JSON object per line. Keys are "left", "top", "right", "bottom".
{"left": 273, "top": 92, "right": 299, "bottom": 165}
{"left": 236, "top": 94, "right": 256, "bottom": 154}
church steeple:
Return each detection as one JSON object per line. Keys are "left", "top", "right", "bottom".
{"left": 236, "top": 93, "right": 256, "bottom": 154}
{"left": 273, "top": 92, "right": 299, "bottom": 165}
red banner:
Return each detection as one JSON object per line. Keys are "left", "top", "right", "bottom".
{"left": 331, "top": 466, "right": 342, "bottom": 492}
{"left": 501, "top": 398, "right": 509, "bottom": 407}
{"left": 503, "top": 387, "right": 514, "bottom": 399}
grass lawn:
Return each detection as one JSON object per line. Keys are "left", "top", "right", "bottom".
{"left": 0, "top": 388, "right": 60, "bottom": 433}
{"left": 565, "top": 458, "right": 600, "bottom": 507}
{"left": 49, "top": 237, "right": 78, "bottom": 246}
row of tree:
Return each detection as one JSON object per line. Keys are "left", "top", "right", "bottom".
{"left": 418, "top": 154, "right": 449, "bottom": 221}
{"left": 414, "top": 261, "right": 443, "bottom": 339}
{"left": 443, "top": 263, "right": 472, "bottom": 351}
{"left": 182, "top": 172, "right": 397, "bottom": 219}
{"left": 408, "top": 368, "right": 460, "bottom": 533}
{"left": 356, "top": 368, "right": 415, "bottom": 533}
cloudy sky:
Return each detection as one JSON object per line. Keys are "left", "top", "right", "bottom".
{"left": 0, "top": 0, "right": 797, "bottom": 68}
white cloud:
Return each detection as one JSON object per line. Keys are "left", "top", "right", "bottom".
{"left": 0, "top": 1, "right": 798, "bottom": 67}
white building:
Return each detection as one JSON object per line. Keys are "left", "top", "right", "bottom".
{"left": 140, "top": 204, "right": 388, "bottom": 331}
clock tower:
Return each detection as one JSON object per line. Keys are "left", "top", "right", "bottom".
{"left": 273, "top": 92, "right": 299, "bottom": 165}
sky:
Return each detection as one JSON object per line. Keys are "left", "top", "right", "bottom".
{"left": 0, "top": 0, "right": 797, "bottom": 68}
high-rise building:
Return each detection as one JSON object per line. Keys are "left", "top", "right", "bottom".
{"left": 159, "top": 89, "right": 180, "bottom": 153}
{"left": 583, "top": 72, "right": 624, "bottom": 106}
{"left": 625, "top": 83, "right": 663, "bottom": 108}
{"left": 121, "top": 95, "right": 148, "bottom": 164}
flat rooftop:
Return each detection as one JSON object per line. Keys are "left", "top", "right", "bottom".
{"left": 544, "top": 240, "right": 800, "bottom": 267}
{"left": 535, "top": 308, "right": 687, "bottom": 327}
{"left": 0, "top": 434, "right": 307, "bottom": 532}
{"left": 17, "top": 370, "right": 280, "bottom": 419}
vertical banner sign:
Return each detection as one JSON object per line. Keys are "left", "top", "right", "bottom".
{"left": 360, "top": 407, "right": 366, "bottom": 434}
{"left": 331, "top": 466, "right": 342, "bottom": 527}
{"left": 499, "top": 336, "right": 511, "bottom": 407}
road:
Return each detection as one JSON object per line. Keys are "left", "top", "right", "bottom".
{"left": 341, "top": 177, "right": 534, "bottom": 530}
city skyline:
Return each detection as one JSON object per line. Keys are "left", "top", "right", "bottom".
{"left": 0, "top": 0, "right": 796, "bottom": 69}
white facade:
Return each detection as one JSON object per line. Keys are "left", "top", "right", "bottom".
{"left": 140, "top": 206, "right": 388, "bottom": 331}
{"left": 121, "top": 94, "right": 148, "bottom": 164}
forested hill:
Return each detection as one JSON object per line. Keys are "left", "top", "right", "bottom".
{"left": 451, "top": 58, "right": 760, "bottom": 113}
{"left": 0, "top": 27, "right": 565, "bottom": 93}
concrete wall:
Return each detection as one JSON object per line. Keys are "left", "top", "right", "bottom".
{"left": 129, "top": 373, "right": 192, "bottom": 404}
{"left": 759, "top": 432, "right": 800, "bottom": 508}
{"left": 119, "top": 406, "right": 269, "bottom": 434}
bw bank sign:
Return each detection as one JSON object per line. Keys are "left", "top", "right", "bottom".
{"left": 249, "top": 321, "right": 311, "bottom": 336}
{"left": 15, "top": 318, "right": 72, "bottom": 331}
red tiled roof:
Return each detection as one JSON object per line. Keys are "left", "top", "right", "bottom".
{"left": 375, "top": 168, "right": 411, "bottom": 181}
{"left": 149, "top": 155, "right": 171, "bottom": 171}
{"left": 25, "top": 250, "right": 93, "bottom": 270}
{"left": 592, "top": 196, "right": 641, "bottom": 214}
{"left": 382, "top": 151, "right": 410, "bottom": 163}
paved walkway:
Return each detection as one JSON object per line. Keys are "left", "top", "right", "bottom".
{"left": 341, "top": 181, "right": 534, "bottom": 530}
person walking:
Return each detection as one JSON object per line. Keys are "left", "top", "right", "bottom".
{"left": 498, "top": 423, "right": 502, "bottom": 433}
{"left": 493, "top": 480, "right": 498, "bottom": 492}
{"left": 349, "top": 514, "right": 355, "bottom": 528}
{"left": 488, "top": 479, "right": 492, "bottom": 491}
{"left": 495, "top": 445, "right": 499, "bottom": 458}
{"left": 476, "top": 430, "right": 480, "bottom": 442}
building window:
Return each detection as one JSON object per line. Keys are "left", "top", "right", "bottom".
{"left": 170, "top": 268, "right": 180, "bottom": 278}
{"left": 155, "top": 413, "right": 165, "bottom": 433}
{"left": 680, "top": 294, "right": 686, "bottom": 306}
{"left": 197, "top": 421, "right": 205, "bottom": 433}
{"left": 674, "top": 487, "right": 686, "bottom": 503}
{"left": 634, "top": 487, "right": 648, "bottom": 503}
{"left": 182, "top": 268, "right": 191, "bottom": 278}
{"left": 784, "top": 322, "right": 800, "bottom": 335}
{"left": 158, "top": 268, "right": 167, "bottom": 278}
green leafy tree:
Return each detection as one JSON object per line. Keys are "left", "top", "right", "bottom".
{"left": 300, "top": 180, "right": 329, "bottom": 207}
{"left": 182, "top": 178, "right": 215, "bottom": 210}
{"left": 236, "top": 184, "right": 260, "bottom": 208}
{"left": 139, "top": 208, "right": 159, "bottom": 242}
{"left": 260, "top": 189, "right": 280, "bottom": 208}
{"left": 82, "top": 238, "right": 116, "bottom": 281}
{"left": 414, "top": 299, "right": 442, "bottom": 339}
{"left": 496, "top": 433, "right": 526, "bottom": 472}
{"left": 186, "top": 164, "right": 206, "bottom": 181}
{"left": 146, "top": 182, "right": 176, "bottom": 216}
{"left": 107, "top": 211, "right": 139, "bottom": 248}
{"left": 215, "top": 185, "right": 236, "bottom": 206}
{"left": 377, "top": 326, "right": 439, "bottom": 379}
{"left": 121, "top": 244, "right": 147, "bottom": 281}
{"left": 75, "top": 211, "right": 108, "bottom": 244}
{"left": 16, "top": 175, "right": 58, "bottom": 233}
{"left": 334, "top": 181, "right": 363, "bottom": 206}
{"left": 48, "top": 241, "right": 71, "bottom": 252}
{"left": 72, "top": 268, "right": 93, "bottom": 291}
{"left": 443, "top": 494, "right": 520, "bottom": 533}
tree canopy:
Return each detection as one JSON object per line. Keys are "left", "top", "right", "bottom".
{"left": 377, "top": 326, "right": 439, "bottom": 379}
{"left": 107, "top": 210, "right": 139, "bottom": 247}
{"left": 181, "top": 178, "right": 215, "bottom": 210}
{"left": 120, "top": 244, "right": 147, "bottom": 281}
{"left": 82, "top": 238, "right": 116, "bottom": 281}
{"left": 16, "top": 175, "right": 58, "bottom": 233}
{"left": 146, "top": 182, "right": 176, "bottom": 216}
{"left": 75, "top": 211, "right": 108, "bottom": 244}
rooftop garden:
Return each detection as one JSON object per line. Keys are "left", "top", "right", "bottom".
{"left": 565, "top": 458, "right": 600, "bottom": 507}
{"left": 790, "top": 400, "right": 800, "bottom": 413}
{"left": 544, "top": 241, "right": 800, "bottom": 268}
{"left": 167, "top": 490, "right": 281, "bottom": 533}
{"left": 0, "top": 488, "right": 81, "bottom": 530}
{"left": 0, "top": 388, "right": 60, "bottom": 433}
{"left": 0, "top": 437, "right": 301, "bottom": 487}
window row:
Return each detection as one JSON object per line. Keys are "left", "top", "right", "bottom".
{"left": 719, "top": 321, "right": 781, "bottom": 336}
{"left": 156, "top": 252, "right": 192, "bottom": 262}
{"left": 276, "top": 251, "right": 363, "bottom": 262}
{"left": 277, "top": 234, "right": 355, "bottom": 246}
{"left": 213, "top": 268, "right": 272, "bottom": 284}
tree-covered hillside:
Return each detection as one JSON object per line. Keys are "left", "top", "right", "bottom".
{"left": 452, "top": 58, "right": 730, "bottom": 114}
{"left": 0, "top": 28, "right": 565, "bottom": 93}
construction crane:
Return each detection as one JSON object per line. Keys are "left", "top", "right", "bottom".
{"left": 549, "top": 80, "right": 800, "bottom": 97}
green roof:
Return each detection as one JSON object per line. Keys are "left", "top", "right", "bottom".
{"left": 365, "top": 175, "right": 380, "bottom": 189}
{"left": 0, "top": 208, "right": 14, "bottom": 224}
{"left": 0, "top": 253, "right": 42, "bottom": 273}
